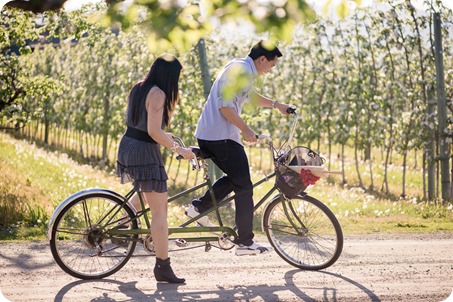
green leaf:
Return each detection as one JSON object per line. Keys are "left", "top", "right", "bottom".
{"left": 323, "top": 0, "right": 333, "bottom": 15}
{"left": 336, "top": 0, "right": 349, "bottom": 19}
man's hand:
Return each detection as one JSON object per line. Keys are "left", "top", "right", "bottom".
{"left": 219, "top": 107, "right": 258, "bottom": 143}
{"left": 276, "top": 102, "right": 292, "bottom": 115}
{"left": 242, "top": 127, "right": 258, "bottom": 143}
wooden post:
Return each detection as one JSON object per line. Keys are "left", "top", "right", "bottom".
{"left": 197, "top": 39, "right": 222, "bottom": 181}
{"left": 197, "top": 39, "right": 212, "bottom": 100}
{"left": 433, "top": 12, "right": 451, "bottom": 202}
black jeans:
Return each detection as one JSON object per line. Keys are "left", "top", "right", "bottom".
{"left": 193, "top": 139, "right": 254, "bottom": 246}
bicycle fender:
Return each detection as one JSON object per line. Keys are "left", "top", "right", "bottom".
{"left": 46, "top": 188, "right": 131, "bottom": 241}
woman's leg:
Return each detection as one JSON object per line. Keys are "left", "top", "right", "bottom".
{"left": 143, "top": 191, "right": 168, "bottom": 259}
{"left": 143, "top": 190, "right": 185, "bottom": 283}
{"left": 129, "top": 193, "right": 143, "bottom": 212}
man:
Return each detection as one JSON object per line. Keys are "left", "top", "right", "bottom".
{"left": 186, "top": 40, "right": 291, "bottom": 256}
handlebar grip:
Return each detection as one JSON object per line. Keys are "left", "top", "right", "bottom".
{"left": 286, "top": 105, "right": 297, "bottom": 114}
{"left": 256, "top": 134, "right": 273, "bottom": 142}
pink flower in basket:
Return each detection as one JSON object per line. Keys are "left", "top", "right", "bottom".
{"left": 299, "top": 169, "right": 320, "bottom": 186}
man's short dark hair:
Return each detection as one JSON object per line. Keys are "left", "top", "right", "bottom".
{"left": 248, "top": 41, "right": 282, "bottom": 61}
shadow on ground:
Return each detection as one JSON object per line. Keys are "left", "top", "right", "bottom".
{"left": 54, "top": 269, "right": 380, "bottom": 302}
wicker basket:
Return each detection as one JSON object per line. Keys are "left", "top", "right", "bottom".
{"left": 275, "top": 146, "right": 324, "bottom": 198}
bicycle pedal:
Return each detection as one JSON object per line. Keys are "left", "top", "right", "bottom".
{"left": 143, "top": 235, "right": 155, "bottom": 254}
{"left": 174, "top": 239, "right": 188, "bottom": 247}
{"left": 205, "top": 242, "right": 211, "bottom": 252}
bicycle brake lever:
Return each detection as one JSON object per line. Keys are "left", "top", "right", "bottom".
{"left": 176, "top": 155, "right": 200, "bottom": 170}
{"left": 190, "top": 159, "right": 200, "bottom": 171}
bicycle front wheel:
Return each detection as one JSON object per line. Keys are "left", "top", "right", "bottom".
{"left": 49, "top": 192, "right": 138, "bottom": 279}
{"left": 263, "top": 194, "right": 343, "bottom": 270}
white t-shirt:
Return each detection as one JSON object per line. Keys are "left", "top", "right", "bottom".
{"left": 194, "top": 56, "right": 258, "bottom": 146}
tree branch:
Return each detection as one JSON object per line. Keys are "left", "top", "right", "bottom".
{"left": 5, "top": 0, "right": 68, "bottom": 13}
{"left": 4, "top": 0, "right": 119, "bottom": 13}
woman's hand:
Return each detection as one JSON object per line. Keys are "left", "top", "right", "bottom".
{"left": 177, "top": 147, "right": 196, "bottom": 160}
{"left": 165, "top": 132, "right": 174, "bottom": 140}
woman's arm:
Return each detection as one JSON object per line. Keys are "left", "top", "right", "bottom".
{"left": 146, "top": 87, "right": 194, "bottom": 159}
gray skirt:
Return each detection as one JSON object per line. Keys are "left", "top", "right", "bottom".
{"left": 116, "top": 136, "right": 168, "bottom": 193}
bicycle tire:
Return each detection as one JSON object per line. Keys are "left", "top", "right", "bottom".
{"left": 263, "top": 194, "right": 343, "bottom": 270}
{"left": 49, "top": 192, "right": 138, "bottom": 279}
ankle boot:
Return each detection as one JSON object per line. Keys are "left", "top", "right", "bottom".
{"left": 154, "top": 257, "right": 185, "bottom": 283}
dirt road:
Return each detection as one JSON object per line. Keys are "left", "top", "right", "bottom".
{"left": 1, "top": 233, "right": 452, "bottom": 302}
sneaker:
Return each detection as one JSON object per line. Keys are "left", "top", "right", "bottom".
{"left": 235, "top": 242, "right": 274, "bottom": 256}
{"left": 185, "top": 204, "right": 215, "bottom": 227}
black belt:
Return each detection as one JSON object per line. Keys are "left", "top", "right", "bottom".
{"left": 124, "top": 127, "right": 157, "bottom": 144}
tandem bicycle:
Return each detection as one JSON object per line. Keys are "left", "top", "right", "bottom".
{"left": 47, "top": 107, "right": 343, "bottom": 279}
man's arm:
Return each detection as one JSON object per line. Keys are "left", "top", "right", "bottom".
{"left": 254, "top": 92, "right": 291, "bottom": 115}
{"left": 219, "top": 107, "right": 257, "bottom": 143}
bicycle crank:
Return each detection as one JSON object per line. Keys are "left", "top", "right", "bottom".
{"left": 218, "top": 232, "right": 235, "bottom": 250}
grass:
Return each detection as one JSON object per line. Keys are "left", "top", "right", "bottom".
{"left": 0, "top": 132, "right": 128, "bottom": 239}
{"left": 1, "top": 131, "right": 452, "bottom": 240}
{"left": 306, "top": 183, "right": 453, "bottom": 234}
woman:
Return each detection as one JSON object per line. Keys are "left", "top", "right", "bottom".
{"left": 116, "top": 54, "right": 194, "bottom": 283}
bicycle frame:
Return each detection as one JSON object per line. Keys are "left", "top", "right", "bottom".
{"left": 109, "top": 111, "right": 301, "bottom": 246}
{"left": 109, "top": 161, "right": 279, "bottom": 245}
{"left": 49, "top": 108, "right": 344, "bottom": 278}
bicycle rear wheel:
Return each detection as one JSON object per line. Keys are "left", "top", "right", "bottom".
{"left": 49, "top": 192, "right": 138, "bottom": 279}
{"left": 263, "top": 194, "right": 343, "bottom": 270}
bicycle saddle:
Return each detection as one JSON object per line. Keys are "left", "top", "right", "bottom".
{"left": 189, "top": 146, "right": 213, "bottom": 159}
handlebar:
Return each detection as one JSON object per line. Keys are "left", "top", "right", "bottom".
{"left": 172, "top": 136, "right": 200, "bottom": 170}
{"left": 255, "top": 105, "right": 298, "bottom": 144}
{"left": 286, "top": 105, "right": 297, "bottom": 115}
{"left": 255, "top": 134, "right": 272, "bottom": 142}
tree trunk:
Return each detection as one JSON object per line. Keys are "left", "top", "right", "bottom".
{"left": 341, "top": 143, "right": 346, "bottom": 186}
{"left": 427, "top": 86, "right": 436, "bottom": 200}
{"left": 402, "top": 152, "right": 407, "bottom": 198}
{"left": 354, "top": 127, "right": 363, "bottom": 188}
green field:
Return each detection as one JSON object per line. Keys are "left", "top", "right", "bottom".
{"left": 0, "top": 131, "right": 452, "bottom": 240}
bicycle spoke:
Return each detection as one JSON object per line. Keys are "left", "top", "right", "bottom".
{"left": 50, "top": 193, "right": 138, "bottom": 279}
{"left": 54, "top": 227, "right": 86, "bottom": 236}
{"left": 267, "top": 225, "right": 300, "bottom": 236}
{"left": 264, "top": 195, "right": 343, "bottom": 270}
{"left": 82, "top": 199, "right": 92, "bottom": 228}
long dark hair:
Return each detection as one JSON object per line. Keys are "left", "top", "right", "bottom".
{"left": 129, "top": 54, "right": 182, "bottom": 127}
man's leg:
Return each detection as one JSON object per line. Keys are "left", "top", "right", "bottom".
{"left": 192, "top": 139, "right": 235, "bottom": 212}
{"left": 194, "top": 139, "right": 254, "bottom": 245}
{"left": 194, "top": 176, "right": 233, "bottom": 212}
{"left": 219, "top": 141, "right": 254, "bottom": 246}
